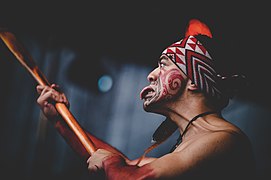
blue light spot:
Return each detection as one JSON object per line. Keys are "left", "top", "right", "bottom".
{"left": 98, "top": 75, "right": 113, "bottom": 92}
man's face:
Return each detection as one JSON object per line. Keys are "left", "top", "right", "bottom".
{"left": 140, "top": 55, "right": 187, "bottom": 113}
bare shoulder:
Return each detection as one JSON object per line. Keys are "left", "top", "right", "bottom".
{"left": 147, "top": 129, "right": 255, "bottom": 179}
{"left": 188, "top": 129, "right": 249, "bottom": 154}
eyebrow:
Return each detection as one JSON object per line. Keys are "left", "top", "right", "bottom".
{"left": 159, "top": 55, "right": 169, "bottom": 63}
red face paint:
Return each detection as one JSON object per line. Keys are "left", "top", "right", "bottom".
{"left": 157, "top": 68, "right": 185, "bottom": 101}
{"left": 140, "top": 67, "right": 185, "bottom": 112}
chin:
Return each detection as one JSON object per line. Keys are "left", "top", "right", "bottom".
{"left": 143, "top": 101, "right": 164, "bottom": 114}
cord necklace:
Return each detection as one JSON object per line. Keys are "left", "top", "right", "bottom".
{"left": 170, "top": 111, "right": 217, "bottom": 152}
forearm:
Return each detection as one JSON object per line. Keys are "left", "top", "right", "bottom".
{"left": 53, "top": 117, "right": 127, "bottom": 160}
{"left": 53, "top": 118, "right": 90, "bottom": 159}
{"left": 103, "top": 155, "right": 156, "bottom": 180}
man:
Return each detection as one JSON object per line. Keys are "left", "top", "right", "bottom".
{"left": 36, "top": 19, "right": 256, "bottom": 179}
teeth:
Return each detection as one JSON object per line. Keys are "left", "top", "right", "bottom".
{"left": 140, "top": 86, "right": 155, "bottom": 100}
{"left": 146, "top": 92, "right": 153, "bottom": 97}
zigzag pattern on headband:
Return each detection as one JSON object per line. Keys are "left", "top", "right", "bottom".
{"left": 162, "top": 35, "right": 221, "bottom": 98}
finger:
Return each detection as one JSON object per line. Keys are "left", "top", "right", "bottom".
{"left": 45, "top": 86, "right": 65, "bottom": 103}
{"left": 61, "top": 94, "right": 70, "bottom": 107}
{"left": 37, "top": 86, "right": 49, "bottom": 107}
{"left": 40, "top": 86, "right": 51, "bottom": 96}
{"left": 87, "top": 156, "right": 92, "bottom": 164}
{"left": 38, "top": 89, "right": 60, "bottom": 105}
{"left": 37, "top": 91, "right": 50, "bottom": 107}
{"left": 51, "top": 83, "right": 63, "bottom": 93}
{"left": 50, "top": 84, "right": 69, "bottom": 106}
{"left": 87, "top": 160, "right": 101, "bottom": 173}
{"left": 36, "top": 85, "right": 45, "bottom": 94}
{"left": 51, "top": 84, "right": 59, "bottom": 91}
{"left": 51, "top": 83, "right": 57, "bottom": 88}
{"left": 37, "top": 97, "right": 48, "bottom": 108}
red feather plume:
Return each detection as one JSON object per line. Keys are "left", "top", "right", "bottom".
{"left": 185, "top": 19, "right": 212, "bottom": 38}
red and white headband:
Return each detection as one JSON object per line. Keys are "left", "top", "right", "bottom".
{"left": 162, "top": 19, "right": 222, "bottom": 98}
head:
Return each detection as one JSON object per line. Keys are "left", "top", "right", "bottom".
{"left": 140, "top": 19, "right": 241, "bottom": 114}
{"left": 140, "top": 54, "right": 188, "bottom": 114}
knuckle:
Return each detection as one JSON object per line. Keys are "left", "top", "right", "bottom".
{"left": 44, "top": 86, "right": 49, "bottom": 91}
{"left": 48, "top": 90, "right": 55, "bottom": 97}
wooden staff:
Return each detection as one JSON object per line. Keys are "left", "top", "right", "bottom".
{"left": 0, "top": 28, "right": 97, "bottom": 155}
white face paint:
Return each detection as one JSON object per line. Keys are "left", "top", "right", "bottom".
{"left": 140, "top": 55, "right": 187, "bottom": 113}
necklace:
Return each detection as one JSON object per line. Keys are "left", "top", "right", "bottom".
{"left": 169, "top": 111, "right": 217, "bottom": 152}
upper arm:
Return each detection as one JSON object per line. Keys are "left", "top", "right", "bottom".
{"left": 147, "top": 131, "right": 238, "bottom": 179}
{"left": 127, "top": 156, "right": 157, "bottom": 167}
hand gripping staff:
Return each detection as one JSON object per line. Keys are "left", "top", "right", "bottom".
{"left": 0, "top": 28, "right": 97, "bottom": 155}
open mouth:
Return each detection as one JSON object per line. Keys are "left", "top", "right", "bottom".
{"left": 140, "top": 86, "right": 155, "bottom": 100}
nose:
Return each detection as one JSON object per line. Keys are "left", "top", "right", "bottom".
{"left": 147, "top": 67, "right": 159, "bottom": 82}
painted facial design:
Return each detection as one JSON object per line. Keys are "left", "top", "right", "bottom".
{"left": 160, "top": 68, "right": 184, "bottom": 100}
{"left": 140, "top": 56, "right": 186, "bottom": 111}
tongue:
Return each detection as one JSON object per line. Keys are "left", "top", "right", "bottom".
{"left": 140, "top": 86, "right": 152, "bottom": 100}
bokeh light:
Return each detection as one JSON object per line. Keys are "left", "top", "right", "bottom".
{"left": 98, "top": 74, "right": 113, "bottom": 92}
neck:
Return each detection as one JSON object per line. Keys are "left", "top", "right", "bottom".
{"left": 166, "top": 94, "right": 217, "bottom": 133}
{"left": 169, "top": 110, "right": 217, "bottom": 152}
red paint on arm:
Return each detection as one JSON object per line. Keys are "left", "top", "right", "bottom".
{"left": 54, "top": 118, "right": 127, "bottom": 160}
{"left": 103, "top": 155, "right": 157, "bottom": 180}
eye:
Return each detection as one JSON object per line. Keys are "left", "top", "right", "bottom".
{"left": 159, "top": 58, "right": 168, "bottom": 68}
{"left": 159, "top": 61, "right": 166, "bottom": 68}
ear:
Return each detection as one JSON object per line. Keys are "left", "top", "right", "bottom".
{"left": 187, "top": 80, "right": 198, "bottom": 91}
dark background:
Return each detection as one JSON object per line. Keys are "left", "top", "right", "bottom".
{"left": 1, "top": 1, "right": 270, "bottom": 104}
{"left": 0, "top": 1, "right": 270, "bottom": 180}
